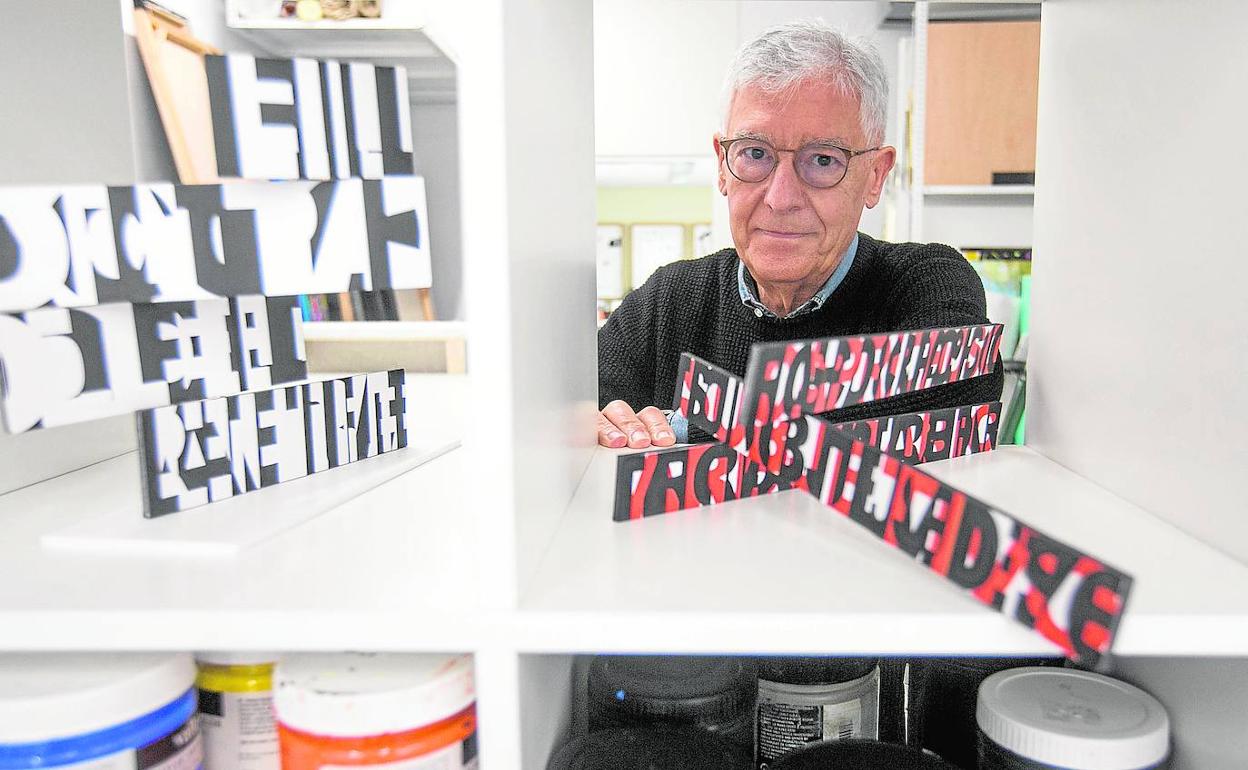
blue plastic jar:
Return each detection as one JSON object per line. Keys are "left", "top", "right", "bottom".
{"left": 0, "top": 654, "right": 202, "bottom": 770}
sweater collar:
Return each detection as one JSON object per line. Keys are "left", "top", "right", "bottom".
{"left": 737, "top": 233, "right": 860, "bottom": 320}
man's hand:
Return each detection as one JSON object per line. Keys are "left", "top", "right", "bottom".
{"left": 598, "top": 400, "right": 676, "bottom": 449}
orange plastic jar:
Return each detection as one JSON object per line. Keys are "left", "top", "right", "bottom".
{"left": 275, "top": 654, "right": 477, "bottom": 770}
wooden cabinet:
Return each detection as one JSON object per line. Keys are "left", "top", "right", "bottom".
{"left": 925, "top": 20, "right": 1040, "bottom": 186}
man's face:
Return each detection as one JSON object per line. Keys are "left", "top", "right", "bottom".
{"left": 716, "top": 79, "right": 896, "bottom": 290}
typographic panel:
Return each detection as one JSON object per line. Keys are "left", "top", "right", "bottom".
{"left": 740, "top": 325, "right": 1003, "bottom": 472}
{"left": 138, "top": 369, "right": 408, "bottom": 516}
{"left": 0, "top": 177, "right": 430, "bottom": 313}
{"left": 206, "top": 54, "right": 414, "bottom": 181}
{"left": 0, "top": 296, "right": 306, "bottom": 433}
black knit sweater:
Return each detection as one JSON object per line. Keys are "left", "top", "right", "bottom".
{"left": 598, "top": 232, "right": 1004, "bottom": 430}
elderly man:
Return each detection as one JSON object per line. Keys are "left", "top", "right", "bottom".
{"left": 597, "top": 20, "right": 1003, "bottom": 448}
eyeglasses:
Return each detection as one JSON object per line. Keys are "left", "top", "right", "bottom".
{"left": 719, "top": 137, "right": 881, "bottom": 189}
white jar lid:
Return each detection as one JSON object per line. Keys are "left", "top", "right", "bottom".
{"left": 0, "top": 653, "right": 196, "bottom": 743}
{"left": 275, "top": 653, "right": 475, "bottom": 738}
{"left": 195, "top": 651, "right": 280, "bottom": 667}
{"left": 977, "top": 667, "right": 1169, "bottom": 769}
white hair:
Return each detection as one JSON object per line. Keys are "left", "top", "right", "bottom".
{"left": 722, "top": 19, "right": 889, "bottom": 146}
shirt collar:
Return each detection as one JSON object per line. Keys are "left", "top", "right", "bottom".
{"left": 738, "top": 233, "right": 859, "bottom": 320}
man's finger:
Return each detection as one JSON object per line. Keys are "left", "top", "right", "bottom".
{"left": 637, "top": 406, "right": 676, "bottom": 447}
{"left": 597, "top": 413, "right": 627, "bottom": 448}
{"left": 603, "top": 400, "right": 652, "bottom": 448}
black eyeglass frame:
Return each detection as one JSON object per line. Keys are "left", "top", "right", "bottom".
{"left": 718, "top": 137, "right": 882, "bottom": 189}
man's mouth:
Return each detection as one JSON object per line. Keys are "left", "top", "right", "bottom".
{"left": 757, "top": 228, "right": 811, "bottom": 240}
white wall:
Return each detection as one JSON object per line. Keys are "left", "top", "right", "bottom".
{"left": 1113, "top": 657, "right": 1248, "bottom": 768}
{"left": 1027, "top": 0, "right": 1248, "bottom": 564}
{"left": 593, "top": 0, "right": 738, "bottom": 159}
{"left": 923, "top": 197, "right": 1034, "bottom": 249}
{"left": 410, "top": 102, "right": 465, "bottom": 320}
{"left": 0, "top": 1, "right": 150, "bottom": 492}
{"left": 595, "top": 1, "right": 1031, "bottom": 250}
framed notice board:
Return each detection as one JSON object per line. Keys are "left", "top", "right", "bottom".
{"left": 597, "top": 224, "right": 625, "bottom": 300}
{"left": 629, "top": 223, "right": 686, "bottom": 291}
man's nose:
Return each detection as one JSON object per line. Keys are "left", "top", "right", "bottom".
{"left": 762, "top": 154, "right": 805, "bottom": 212}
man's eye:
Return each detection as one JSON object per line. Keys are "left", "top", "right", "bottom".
{"left": 746, "top": 147, "right": 767, "bottom": 160}
{"left": 814, "top": 154, "right": 834, "bottom": 167}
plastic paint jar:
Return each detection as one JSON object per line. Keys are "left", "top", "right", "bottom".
{"left": 769, "top": 738, "right": 958, "bottom": 769}
{"left": 587, "top": 656, "right": 756, "bottom": 748}
{"left": 547, "top": 727, "right": 752, "bottom": 770}
{"left": 275, "top": 653, "right": 477, "bottom": 770}
{"left": 0, "top": 653, "right": 202, "bottom": 770}
{"left": 195, "top": 653, "right": 279, "bottom": 770}
{"left": 977, "top": 667, "right": 1170, "bottom": 770}
{"left": 907, "top": 657, "right": 1061, "bottom": 769}
{"left": 755, "top": 657, "right": 881, "bottom": 768}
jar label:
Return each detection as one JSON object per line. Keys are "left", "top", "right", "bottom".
{"left": 50, "top": 714, "right": 204, "bottom": 770}
{"left": 755, "top": 671, "right": 880, "bottom": 765}
{"left": 138, "top": 715, "right": 203, "bottom": 770}
{"left": 198, "top": 688, "right": 279, "bottom": 770}
{"left": 321, "top": 734, "right": 477, "bottom": 770}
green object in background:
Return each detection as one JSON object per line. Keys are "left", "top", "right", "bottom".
{"left": 1015, "top": 274, "right": 1031, "bottom": 443}
{"left": 597, "top": 186, "right": 712, "bottom": 223}
{"left": 1018, "top": 274, "right": 1032, "bottom": 338}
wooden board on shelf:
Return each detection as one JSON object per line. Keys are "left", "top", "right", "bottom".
{"left": 132, "top": 6, "right": 221, "bottom": 183}
{"left": 925, "top": 20, "right": 1040, "bottom": 186}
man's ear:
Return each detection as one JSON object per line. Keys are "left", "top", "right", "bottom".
{"left": 713, "top": 134, "right": 728, "bottom": 195}
{"left": 863, "top": 145, "right": 897, "bottom": 209}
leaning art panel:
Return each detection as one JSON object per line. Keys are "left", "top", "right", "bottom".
{"left": 0, "top": 177, "right": 430, "bottom": 313}
{"left": 138, "top": 369, "right": 408, "bottom": 516}
{"left": 0, "top": 296, "right": 305, "bottom": 433}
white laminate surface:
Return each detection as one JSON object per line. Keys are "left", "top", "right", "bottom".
{"left": 518, "top": 446, "right": 1248, "bottom": 657}
{"left": 0, "top": 375, "right": 479, "bottom": 649}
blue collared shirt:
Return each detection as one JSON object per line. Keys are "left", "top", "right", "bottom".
{"left": 669, "top": 234, "right": 859, "bottom": 441}
{"left": 738, "top": 233, "right": 859, "bottom": 320}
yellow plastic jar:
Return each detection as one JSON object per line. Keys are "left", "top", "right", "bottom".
{"left": 195, "top": 653, "right": 280, "bottom": 770}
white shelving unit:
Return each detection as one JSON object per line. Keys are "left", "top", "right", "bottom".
{"left": 224, "top": 0, "right": 425, "bottom": 29}
{"left": 897, "top": 1, "right": 1041, "bottom": 244}
{"left": 924, "top": 184, "right": 1036, "bottom": 197}
{"left": 519, "top": 446, "right": 1248, "bottom": 657}
{"left": 3, "top": 1, "right": 1248, "bottom": 768}
{"left": 226, "top": 18, "right": 422, "bottom": 31}
{"left": 0, "top": 374, "right": 472, "bottom": 648}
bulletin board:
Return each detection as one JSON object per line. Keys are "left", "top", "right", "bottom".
{"left": 692, "top": 223, "right": 713, "bottom": 257}
{"left": 596, "top": 224, "right": 625, "bottom": 300}
{"left": 629, "top": 223, "right": 686, "bottom": 291}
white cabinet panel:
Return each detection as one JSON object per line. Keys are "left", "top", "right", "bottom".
{"left": 1029, "top": 0, "right": 1248, "bottom": 564}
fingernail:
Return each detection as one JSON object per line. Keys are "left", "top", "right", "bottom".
{"left": 631, "top": 430, "right": 648, "bottom": 442}
{"left": 657, "top": 431, "right": 673, "bottom": 440}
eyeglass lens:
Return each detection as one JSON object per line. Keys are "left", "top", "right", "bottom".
{"left": 726, "top": 140, "right": 851, "bottom": 188}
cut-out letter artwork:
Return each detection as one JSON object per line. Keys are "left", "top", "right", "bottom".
{"left": 0, "top": 296, "right": 305, "bottom": 433}
{"left": 739, "top": 325, "right": 1003, "bottom": 472}
{"left": 0, "top": 178, "right": 430, "bottom": 313}
{"left": 612, "top": 341, "right": 1132, "bottom": 669}
{"left": 205, "top": 54, "right": 414, "bottom": 181}
{"left": 138, "top": 369, "right": 408, "bottom": 516}
{"left": 614, "top": 401, "right": 1000, "bottom": 521}
{"left": 617, "top": 351, "right": 1000, "bottom": 522}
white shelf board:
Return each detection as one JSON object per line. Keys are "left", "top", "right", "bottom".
{"left": 228, "top": 18, "right": 424, "bottom": 31}
{"left": 0, "top": 375, "right": 480, "bottom": 650}
{"left": 924, "top": 185, "right": 1036, "bottom": 197}
{"left": 518, "top": 446, "right": 1248, "bottom": 657}
{"left": 303, "top": 320, "right": 466, "bottom": 342}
